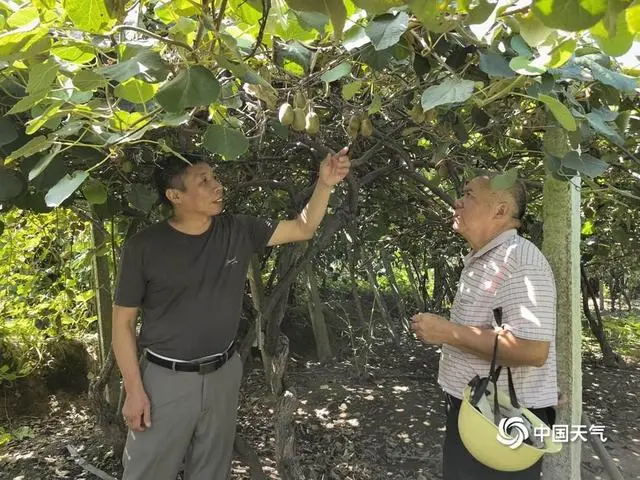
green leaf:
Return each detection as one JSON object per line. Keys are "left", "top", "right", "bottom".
{"left": 549, "top": 39, "right": 576, "bottom": 68}
{"left": 127, "top": 184, "right": 157, "bottom": 212}
{"left": 51, "top": 43, "right": 96, "bottom": 64}
{"left": 28, "top": 144, "right": 62, "bottom": 181}
{"left": 6, "top": 136, "right": 53, "bottom": 163}
{"left": 0, "top": 19, "right": 45, "bottom": 58}
{"left": 7, "top": 91, "right": 46, "bottom": 115}
{"left": 114, "top": 78, "right": 158, "bottom": 104}
{"left": 25, "top": 103, "right": 63, "bottom": 135}
{"left": 490, "top": 168, "right": 518, "bottom": 190}
{"left": 479, "top": 52, "right": 516, "bottom": 78}
{"left": 368, "top": 95, "right": 382, "bottom": 114}
{"left": 0, "top": 118, "right": 18, "bottom": 147}
{"left": 562, "top": 151, "right": 608, "bottom": 178}
{"left": 274, "top": 41, "right": 312, "bottom": 74}
{"left": 73, "top": 70, "right": 105, "bottom": 91}
{"left": 156, "top": 66, "right": 221, "bottom": 113}
{"left": 0, "top": 166, "right": 26, "bottom": 201}
{"left": 360, "top": 45, "right": 394, "bottom": 70}
{"left": 577, "top": 57, "right": 638, "bottom": 92}
{"left": 45, "top": 170, "right": 89, "bottom": 207}
{"left": 342, "top": 81, "right": 364, "bottom": 100}
{"left": 27, "top": 60, "right": 58, "bottom": 94}
{"left": 421, "top": 78, "right": 475, "bottom": 110}
{"left": 343, "top": 25, "right": 371, "bottom": 51}
{"left": 63, "top": 0, "right": 116, "bottom": 33}
{"left": 96, "top": 51, "right": 169, "bottom": 83}
{"left": 321, "top": 62, "right": 352, "bottom": 84}
{"left": 509, "top": 56, "right": 547, "bottom": 76}
{"left": 581, "top": 219, "right": 594, "bottom": 235}
{"left": 532, "top": 0, "right": 607, "bottom": 31}
{"left": 109, "top": 111, "right": 150, "bottom": 131}
{"left": 285, "top": 0, "right": 347, "bottom": 40}
{"left": 590, "top": 11, "right": 634, "bottom": 57}
{"left": 517, "top": 12, "right": 552, "bottom": 47}
{"left": 82, "top": 177, "right": 108, "bottom": 204}
{"left": 295, "top": 11, "right": 330, "bottom": 34}
{"left": 585, "top": 111, "right": 625, "bottom": 145}
{"left": 539, "top": 94, "right": 577, "bottom": 131}
{"left": 0, "top": 220, "right": 4, "bottom": 237}
{"left": 510, "top": 35, "right": 532, "bottom": 57}
{"left": 352, "top": 0, "right": 405, "bottom": 15}
{"left": 627, "top": 1, "right": 640, "bottom": 33}
{"left": 410, "top": 0, "right": 457, "bottom": 32}
{"left": 7, "top": 7, "right": 39, "bottom": 28}
{"left": 154, "top": 0, "right": 200, "bottom": 24}
{"left": 203, "top": 125, "right": 249, "bottom": 160}
{"left": 365, "top": 11, "right": 409, "bottom": 51}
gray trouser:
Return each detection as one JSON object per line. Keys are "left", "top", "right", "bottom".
{"left": 122, "top": 353, "right": 243, "bottom": 480}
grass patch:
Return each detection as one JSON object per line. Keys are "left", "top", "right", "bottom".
{"left": 583, "top": 312, "right": 640, "bottom": 363}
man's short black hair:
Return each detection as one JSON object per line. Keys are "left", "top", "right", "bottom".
{"left": 153, "top": 155, "right": 197, "bottom": 207}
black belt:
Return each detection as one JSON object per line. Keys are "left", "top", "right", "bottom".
{"left": 145, "top": 341, "right": 236, "bottom": 374}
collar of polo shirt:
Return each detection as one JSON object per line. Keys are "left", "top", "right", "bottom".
{"left": 463, "top": 228, "right": 518, "bottom": 266}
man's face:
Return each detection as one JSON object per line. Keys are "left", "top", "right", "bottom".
{"left": 169, "top": 163, "right": 224, "bottom": 216}
{"left": 452, "top": 177, "right": 495, "bottom": 239}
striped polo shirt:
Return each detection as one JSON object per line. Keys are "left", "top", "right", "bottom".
{"left": 438, "top": 229, "right": 558, "bottom": 408}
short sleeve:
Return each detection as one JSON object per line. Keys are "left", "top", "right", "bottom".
{"left": 235, "top": 215, "right": 277, "bottom": 254}
{"left": 114, "top": 240, "right": 146, "bottom": 307}
{"left": 496, "top": 263, "right": 556, "bottom": 342}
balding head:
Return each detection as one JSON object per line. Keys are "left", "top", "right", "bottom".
{"left": 452, "top": 174, "right": 528, "bottom": 250}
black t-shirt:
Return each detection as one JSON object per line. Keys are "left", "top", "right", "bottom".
{"left": 114, "top": 214, "right": 276, "bottom": 360}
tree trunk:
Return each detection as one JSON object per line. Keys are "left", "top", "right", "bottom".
{"left": 433, "top": 259, "right": 447, "bottom": 313}
{"left": 598, "top": 279, "right": 605, "bottom": 311}
{"left": 275, "top": 387, "right": 304, "bottom": 480}
{"left": 233, "top": 434, "right": 267, "bottom": 480}
{"left": 382, "top": 255, "right": 408, "bottom": 332}
{"left": 581, "top": 265, "right": 622, "bottom": 367}
{"left": 364, "top": 261, "right": 398, "bottom": 344}
{"left": 304, "top": 263, "right": 332, "bottom": 362}
{"left": 90, "top": 216, "right": 119, "bottom": 407}
{"left": 400, "top": 251, "right": 425, "bottom": 309}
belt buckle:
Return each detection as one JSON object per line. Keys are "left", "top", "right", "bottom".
{"left": 198, "top": 356, "right": 222, "bottom": 375}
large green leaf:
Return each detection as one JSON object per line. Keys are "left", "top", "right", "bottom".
{"left": 342, "top": 81, "right": 364, "bottom": 100}
{"left": 585, "top": 110, "right": 625, "bottom": 145}
{"left": 509, "top": 56, "right": 547, "bottom": 76}
{"left": 73, "top": 70, "right": 106, "bottom": 91}
{"left": 63, "top": 0, "right": 116, "bottom": 33}
{"left": 365, "top": 11, "right": 409, "bottom": 51}
{"left": 114, "top": 78, "right": 158, "bottom": 104}
{"left": 321, "top": 62, "right": 352, "bottom": 84}
{"left": 549, "top": 39, "right": 576, "bottom": 68}
{"left": 0, "top": 166, "right": 26, "bottom": 201}
{"left": 539, "top": 94, "right": 577, "bottom": 131}
{"left": 203, "top": 125, "right": 249, "bottom": 160}
{"left": 51, "top": 43, "right": 96, "bottom": 64}
{"left": 273, "top": 41, "right": 312, "bottom": 74}
{"left": 127, "top": 184, "right": 157, "bottom": 212}
{"left": 517, "top": 12, "right": 552, "bottom": 47}
{"left": 0, "top": 118, "right": 18, "bottom": 147}
{"left": 155, "top": 66, "right": 221, "bottom": 113}
{"left": 6, "top": 135, "right": 53, "bottom": 163}
{"left": 627, "top": 1, "right": 640, "bottom": 33}
{"left": 45, "top": 170, "right": 89, "bottom": 207}
{"left": 96, "top": 51, "right": 169, "bottom": 83}
{"left": 154, "top": 0, "right": 200, "bottom": 24}
{"left": 479, "top": 52, "right": 516, "bottom": 78}
{"left": 28, "top": 144, "right": 62, "bottom": 181}
{"left": 410, "top": 0, "right": 457, "bottom": 32}
{"left": 25, "top": 102, "right": 63, "bottom": 135}
{"left": 352, "top": 0, "right": 405, "bottom": 15}
{"left": 82, "top": 177, "right": 108, "bottom": 204}
{"left": 285, "top": 0, "right": 347, "bottom": 40}
{"left": 27, "top": 60, "right": 58, "bottom": 94}
{"left": 421, "top": 78, "right": 475, "bottom": 111}
{"left": 532, "top": 0, "right": 607, "bottom": 31}
{"left": 576, "top": 57, "right": 638, "bottom": 92}
{"left": 562, "top": 151, "right": 609, "bottom": 178}
{"left": 590, "top": 10, "right": 634, "bottom": 57}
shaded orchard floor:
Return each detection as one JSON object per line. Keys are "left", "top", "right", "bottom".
{"left": 1, "top": 338, "right": 639, "bottom": 480}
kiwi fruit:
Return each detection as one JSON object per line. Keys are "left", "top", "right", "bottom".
{"left": 293, "top": 91, "right": 306, "bottom": 109}
{"left": 360, "top": 116, "right": 373, "bottom": 137}
{"left": 292, "top": 108, "right": 306, "bottom": 131}
{"left": 278, "top": 103, "right": 294, "bottom": 126}
{"left": 347, "top": 115, "right": 360, "bottom": 138}
{"left": 305, "top": 111, "right": 319, "bottom": 135}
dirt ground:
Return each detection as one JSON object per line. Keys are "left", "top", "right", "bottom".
{"left": 1, "top": 338, "right": 639, "bottom": 480}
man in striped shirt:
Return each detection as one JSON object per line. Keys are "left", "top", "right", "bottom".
{"left": 411, "top": 175, "right": 558, "bottom": 479}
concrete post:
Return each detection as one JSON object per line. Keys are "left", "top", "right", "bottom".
{"left": 541, "top": 174, "right": 582, "bottom": 479}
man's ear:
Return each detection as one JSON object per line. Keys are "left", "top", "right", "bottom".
{"left": 494, "top": 201, "right": 509, "bottom": 219}
{"left": 165, "top": 188, "right": 181, "bottom": 205}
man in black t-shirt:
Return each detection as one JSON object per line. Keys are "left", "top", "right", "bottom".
{"left": 113, "top": 149, "right": 350, "bottom": 480}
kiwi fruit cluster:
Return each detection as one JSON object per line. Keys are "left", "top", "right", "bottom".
{"left": 277, "top": 92, "right": 319, "bottom": 135}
